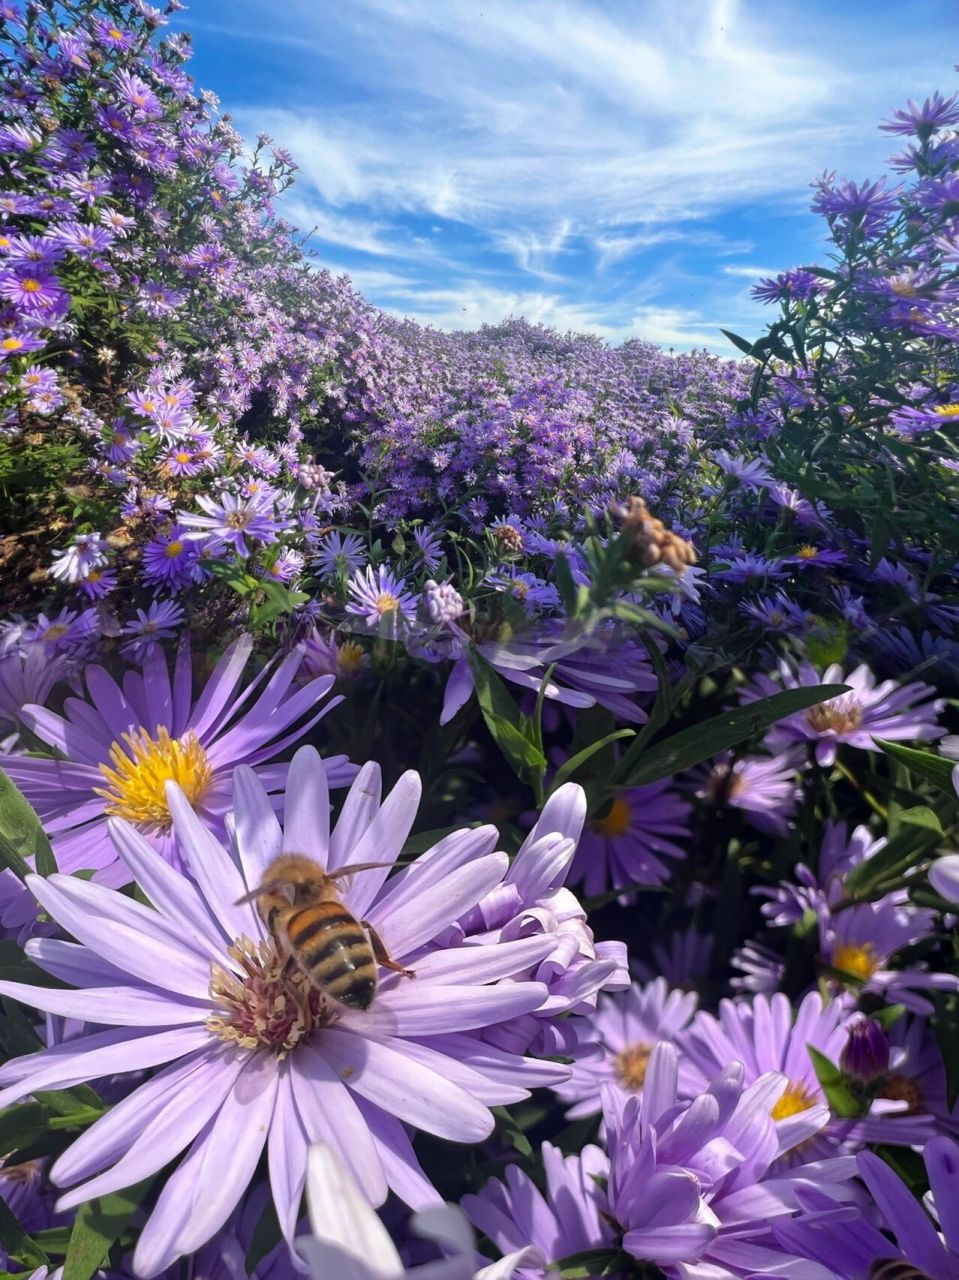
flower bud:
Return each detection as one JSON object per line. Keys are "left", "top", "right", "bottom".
{"left": 840, "top": 1017, "right": 890, "bottom": 1084}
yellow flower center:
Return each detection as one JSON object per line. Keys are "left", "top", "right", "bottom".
{"left": 337, "top": 640, "right": 366, "bottom": 674}
{"left": 2, "top": 337, "right": 23, "bottom": 351}
{"left": 376, "top": 592, "right": 399, "bottom": 616}
{"left": 21, "top": 278, "right": 40, "bottom": 293}
{"left": 796, "top": 545, "right": 819, "bottom": 559}
{"left": 614, "top": 1042, "right": 652, "bottom": 1091}
{"left": 805, "top": 695, "right": 863, "bottom": 736}
{"left": 164, "top": 540, "right": 184, "bottom": 558}
{"left": 934, "top": 404, "right": 959, "bottom": 416}
{"left": 593, "top": 795, "right": 632, "bottom": 839}
{"left": 832, "top": 942, "right": 880, "bottom": 981}
{"left": 771, "top": 1080, "right": 817, "bottom": 1121}
{"left": 108, "top": 27, "right": 123, "bottom": 38}
{"left": 41, "top": 623, "right": 68, "bottom": 642}
{"left": 96, "top": 727, "right": 213, "bottom": 830}
{"left": 142, "top": 400, "right": 157, "bottom": 413}
{"left": 175, "top": 452, "right": 191, "bottom": 464}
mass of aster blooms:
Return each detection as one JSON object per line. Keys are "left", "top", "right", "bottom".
{"left": 0, "top": 3, "right": 957, "bottom": 1279}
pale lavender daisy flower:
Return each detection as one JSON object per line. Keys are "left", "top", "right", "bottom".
{"left": 775, "top": 1136, "right": 959, "bottom": 1279}
{"left": 697, "top": 750, "right": 803, "bottom": 836}
{"left": 0, "top": 748, "right": 561, "bottom": 1277}
{"left": 743, "top": 661, "right": 945, "bottom": 767}
{"left": 302, "top": 1144, "right": 541, "bottom": 1279}
{"left": 0, "top": 636, "right": 352, "bottom": 885}
{"left": 679, "top": 990, "right": 936, "bottom": 1148}
{"left": 462, "top": 1141, "right": 612, "bottom": 1280}
{"left": 600, "top": 1043, "right": 850, "bottom": 1274}
{"left": 554, "top": 979, "right": 698, "bottom": 1118}
{"left": 49, "top": 532, "right": 109, "bottom": 584}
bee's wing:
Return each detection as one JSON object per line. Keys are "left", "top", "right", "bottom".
{"left": 325, "top": 860, "right": 395, "bottom": 883}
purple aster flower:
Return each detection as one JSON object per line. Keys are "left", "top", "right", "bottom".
{"left": 743, "top": 660, "right": 945, "bottom": 767}
{"left": 697, "top": 750, "right": 803, "bottom": 836}
{"left": 141, "top": 525, "right": 203, "bottom": 591}
{"left": 412, "top": 526, "right": 444, "bottom": 572}
{"left": 303, "top": 1144, "right": 541, "bottom": 1279}
{"left": 713, "top": 552, "right": 787, "bottom": 584}
{"left": 25, "top": 608, "right": 99, "bottom": 655}
{"left": 880, "top": 90, "right": 959, "bottom": 138}
{"left": 346, "top": 565, "right": 419, "bottom": 636}
{"left": 314, "top": 530, "right": 366, "bottom": 577}
{"left": 601, "top": 1043, "right": 850, "bottom": 1273}
{"left": 0, "top": 747, "right": 560, "bottom": 1276}
{"left": 784, "top": 544, "right": 848, "bottom": 569}
{"left": 555, "top": 979, "right": 698, "bottom": 1118}
{"left": 775, "top": 1136, "right": 959, "bottom": 1278}
{"left": 120, "top": 601, "right": 185, "bottom": 659}
{"left": 569, "top": 779, "right": 691, "bottom": 900}
{"left": 811, "top": 175, "right": 900, "bottom": 229}
{"left": 463, "top": 1141, "right": 612, "bottom": 1279}
{"left": 739, "top": 591, "right": 811, "bottom": 634}
{"left": 485, "top": 568, "right": 560, "bottom": 614}
{"left": 76, "top": 565, "right": 118, "bottom": 600}
{"left": 299, "top": 628, "right": 370, "bottom": 683}
{"left": 0, "top": 267, "right": 67, "bottom": 313}
{"left": 0, "top": 635, "right": 352, "bottom": 884}
{"left": 178, "top": 491, "right": 279, "bottom": 559}
{"left": 0, "top": 640, "right": 69, "bottom": 730}
{"left": 713, "top": 449, "right": 775, "bottom": 490}
{"left": 47, "top": 220, "right": 114, "bottom": 260}
{"left": 679, "top": 991, "right": 936, "bottom": 1149}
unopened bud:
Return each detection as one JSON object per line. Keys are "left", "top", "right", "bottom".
{"left": 840, "top": 1018, "right": 890, "bottom": 1084}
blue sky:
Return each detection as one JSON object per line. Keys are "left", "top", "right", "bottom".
{"left": 174, "top": 0, "right": 957, "bottom": 355}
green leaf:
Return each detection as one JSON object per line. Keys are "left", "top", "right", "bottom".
{"left": 932, "top": 993, "right": 959, "bottom": 1109}
{"left": 468, "top": 651, "right": 545, "bottom": 778}
{"left": 871, "top": 1004, "right": 906, "bottom": 1030}
{"left": 550, "top": 730, "right": 635, "bottom": 793}
{"left": 0, "top": 1195, "right": 47, "bottom": 1270}
{"left": 897, "top": 806, "right": 943, "bottom": 833}
{"left": 492, "top": 1105, "right": 532, "bottom": 1157}
{"left": 875, "top": 740, "right": 957, "bottom": 793}
{"left": 553, "top": 551, "right": 579, "bottom": 617}
{"left": 555, "top": 1249, "right": 634, "bottom": 1278}
{"left": 807, "top": 1045, "right": 862, "bottom": 1118}
{"left": 62, "top": 1181, "right": 151, "bottom": 1280}
{"left": 844, "top": 819, "right": 942, "bottom": 898}
{"left": 0, "top": 768, "right": 56, "bottom": 879}
{"left": 720, "top": 328, "right": 757, "bottom": 357}
{"left": 614, "top": 685, "right": 849, "bottom": 788}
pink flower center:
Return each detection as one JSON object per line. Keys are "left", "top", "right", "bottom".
{"left": 207, "top": 937, "right": 336, "bottom": 1056}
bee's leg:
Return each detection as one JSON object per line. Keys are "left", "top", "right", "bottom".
{"left": 362, "top": 920, "right": 415, "bottom": 979}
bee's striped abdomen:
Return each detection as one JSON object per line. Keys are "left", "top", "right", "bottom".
{"left": 287, "top": 900, "right": 377, "bottom": 1010}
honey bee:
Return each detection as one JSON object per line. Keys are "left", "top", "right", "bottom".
{"left": 236, "top": 854, "right": 414, "bottom": 1011}
{"left": 869, "top": 1262, "right": 935, "bottom": 1280}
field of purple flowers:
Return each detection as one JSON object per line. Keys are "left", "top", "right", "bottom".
{"left": 0, "top": 2, "right": 958, "bottom": 1278}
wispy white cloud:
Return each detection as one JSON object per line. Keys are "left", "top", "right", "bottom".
{"left": 191, "top": 0, "right": 954, "bottom": 347}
